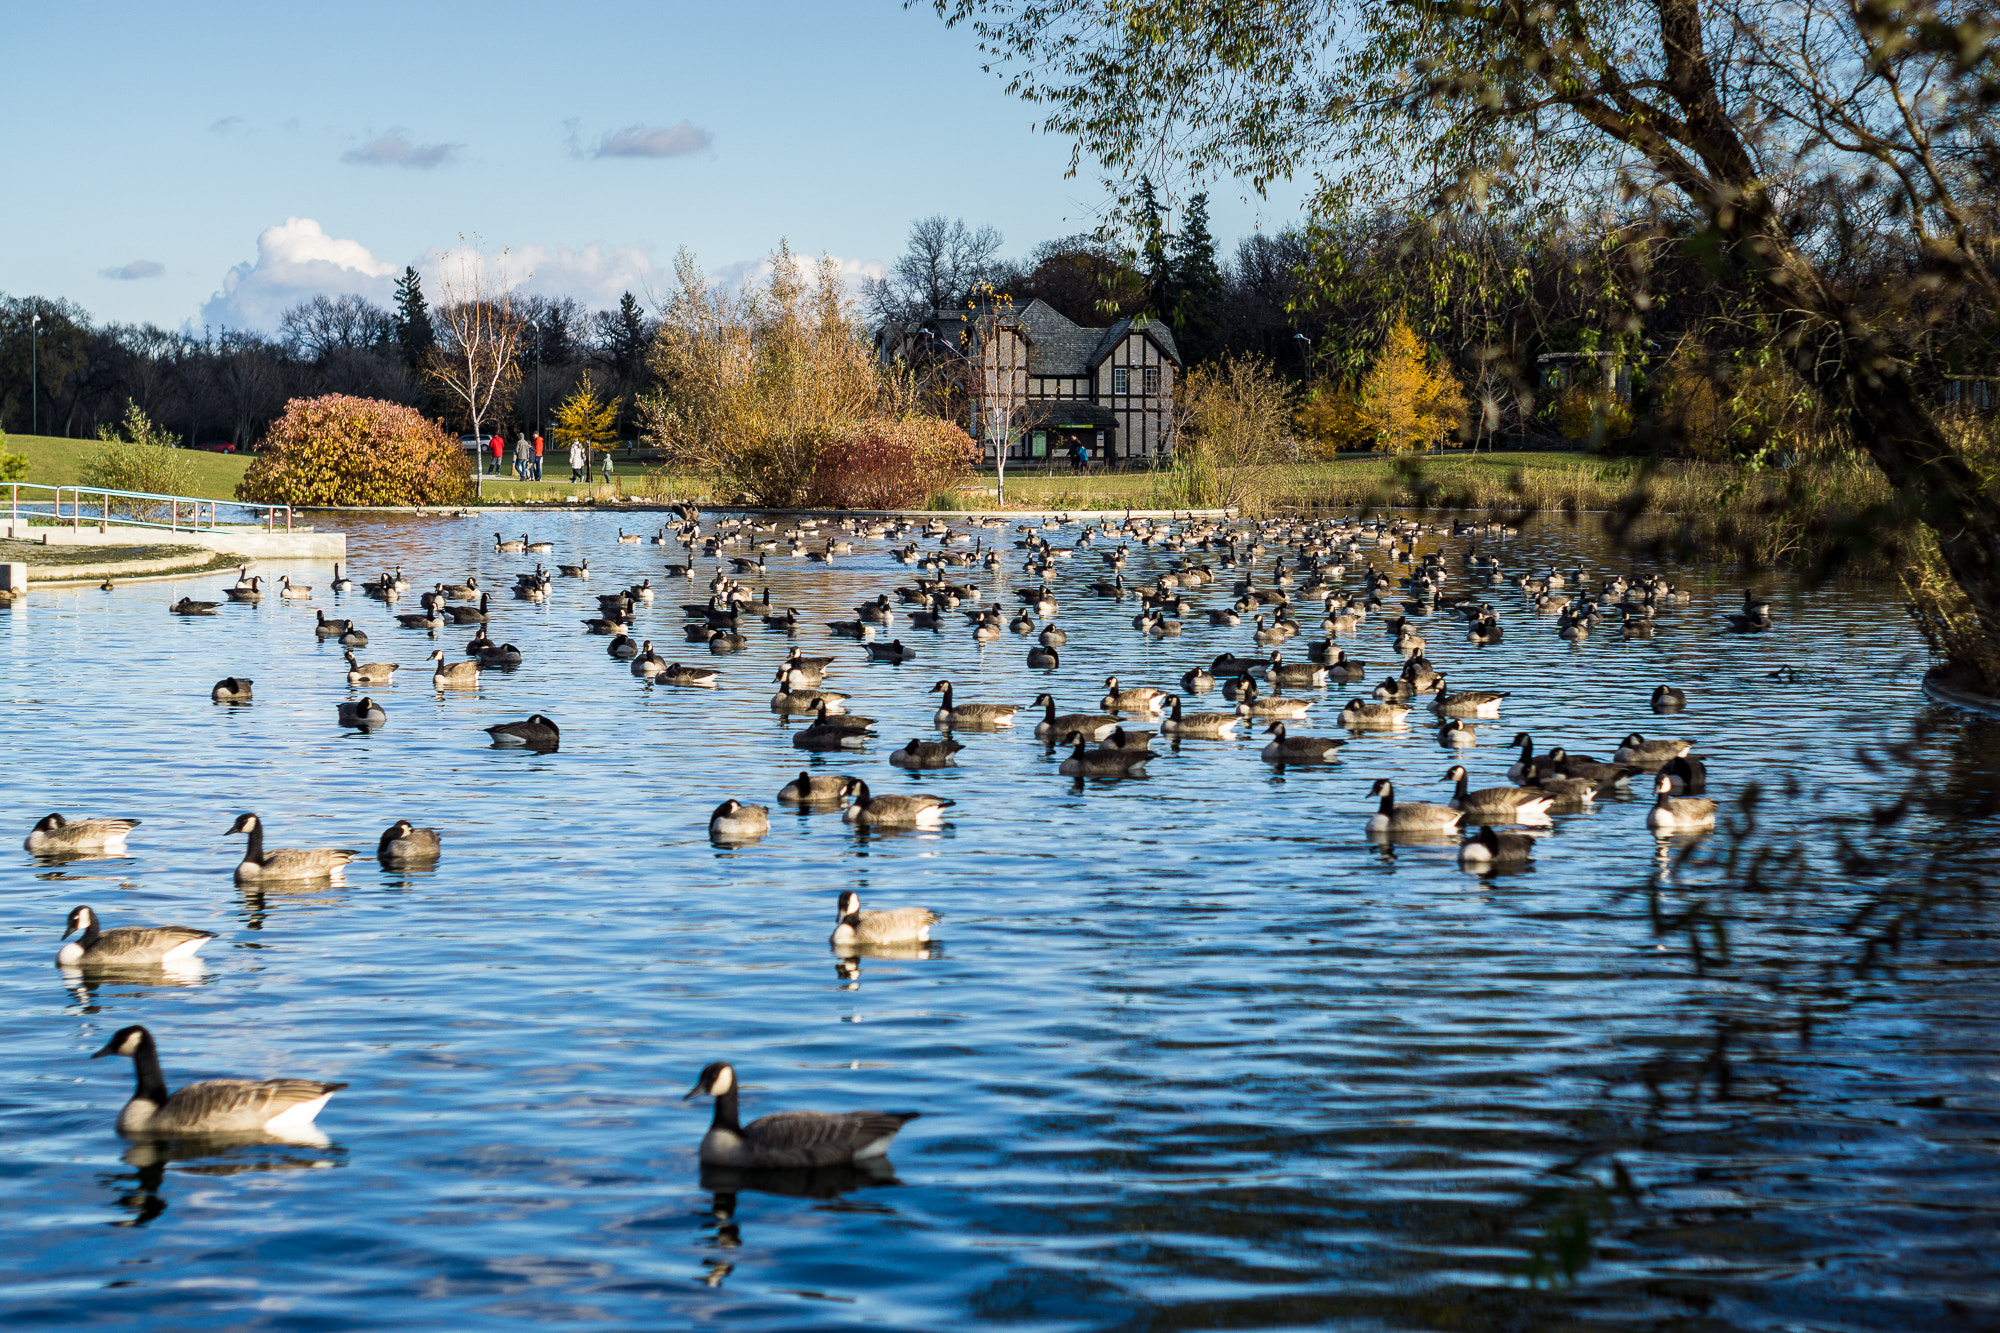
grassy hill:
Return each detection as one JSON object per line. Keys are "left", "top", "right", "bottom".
{"left": 5, "top": 433, "right": 253, "bottom": 500}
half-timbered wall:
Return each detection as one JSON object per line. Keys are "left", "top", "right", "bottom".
{"left": 1096, "top": 333, "right": 1176, "bottom": 461}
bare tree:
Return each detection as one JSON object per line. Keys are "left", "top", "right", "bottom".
{"left": 968, "top": 284, "right": 1028, "bottom": 505}
{"left": 279, "top": 294, "right": 394, "bottom": 362}
{"left": 426, "top": 243, "right": 526, "bottom": 496}
{"left": 872, "top": 216, "right": 1006, "bottom": 323}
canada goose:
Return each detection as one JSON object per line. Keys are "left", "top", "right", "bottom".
{"left": 1646, "top": 772, "right": 1718, "bottom": 831}
{"left": 930, "top": 681, "right": 1018, "bottom": 728}
{"left": 1651, "top": 684, "right": 1688, "bottom": 712}
{"left": 210, "top": 677, "right": 254, "bottom": 703}
{"left": 841, "top": 779, "right": 953, "bottom": 826}
{"left": 486, "top": 714, "right": 561, "bottom": 749}
{"left": 830, "top": 890, "right": 938, "bottom": 946}
{"left": 1725, "top": 589, "right": 1773, "bottom": 632}
{"left": 1517, "top": 760, "right": 1599, "bottom": 811}
{"left": 1660, "top": 754, "right": 1709, "bottom": 795}
{"left": 279, "top": 575, "right": 311, "bottom": 600}
{"left": 494, "top": 533, "right": 526, "bottom": 553}
{"left": 764, "top": 605, "right": 800, "bottom": 631}
{"left": 1429, "top": 675, "right": 1510, "bottom": 718}
{"left": 338, "top": 624, "right": 369, "bottom": 647}
{"left": 1613, "top": 732, "right": 1692, "bottom": 766}
{"left": 224, "top": 576, "right": 263, "bottom": 603}
{"left": 1442, "top": 765, "right": 1554, "bottom": 824}
{"left": 1506, "top": 732, "right": 1567, "bottom": 782}
{"left": 1364, "top": 778, "right": 1463, "bottom": 835}
{"left": 526, "top": 537, "right": 554, "bottom": 554}
{"left": 337, "top": 696, "right": 387, "bottom": 728}
{"left": 1547, "top": 746, "right": 1640, "bottom": 791}
{"left": 708, "top": 628, "right": 747, "bottom": 654}
{"left": 581, "top": 615, "right": 628, "bottom": 635}
{"left": 25, "top": 813, "right": 140, "bottom": 856}
{"left": 1436, "top": 718, "right": 1478, "bottom": 747}
{"left": 1263, "top": 651, "right": 1328, "bottom": 689}
{"left": 448, "top": 593, "right": 490, "bottom": 625}
{"left": 377, "top": 820, "right": 441, "bottom": 865}
{"left": 1234, "top": 681, "right": 1313, "bottom": 718}
{"left": 795, "top": 706, "right": 875, "bottom": 751}
{"left": 1058, "top": 731, "right": 1150, "bottom": 778}
{"left": 169, "top": 597, "right": 219, "bottom": 615}
{"left": 1260, "top": 722, "right": 1345, "bottom": 765}
{"left": 313, "top": 609, "right": 352, "bottom": 638}
{"left": 1339, "top": 698, "right": 1411, "bottom": 728}
{"left": 1101, "top": 675, "right": 1168, "bottom": 713}
{"left": 631, "top": 642, "right": 669, "bottom": 677}
{"left": 341, "top": 655, "right": 387, "bottom": 691}
{"left": 1373, "top": 675, "right": 1416, "bottom": 703}
{"left": 1038, "top": 624, "right": 1068, "bottom": 647}
{"left": 618, "top": 527, "right": 642, "bottom": 544}
{"left": 427, "top": 650, "right": 480, "bottom": 690}
{"left": 1027, "top": 644, "right": 1061, "bottom": 669}
{"left": 771, "top": 674, "right": 850, "bottom": 714}
{"left": 1161, "top": 694, "right": 1241, "bottom": 738}
{"left": 856, "top": 595, "right": 895, "bottom": 624}
{"left": 1467, "top": 613, "right": 1504, "bottom": 644}
{"left": 1103, "top": 727, "right": 1156, "bottom": 752}
{"left": 330, "top": 565, "right": 354, "bottom": 592}
{"left": 1457, "top": 825, "right": 1538, "bottom": 869}
{"left": 605, "top": 633, "right": 640, "bottom": 659}
{"left": 394, "top": 596, "right": 446, "bottom": 631}
{"left": 91, "top": 1025, "right": 347, "bottom": 1140}
{"left": 784, "top": 648, "right": 835, "bottom": 683}
{"left": 778, "top": 771, "right": 857, "bottom": 808}
{"left": 866, "top": 639, "right": 917, "bottom": 663}
{"left": 227, "top": 813, "right": 357, "bottom": 884}
{"left": 557, "top": 559, "right": 590, "bottom": 578}
{"left": 891, "top": 736, "right": 964, "bottom": 769}
{"left": 661, "top": 662, "right": 720, "bottom": 688}
{"left": 478, "top": 641, "right": 523, "bottom": 666}
{"left": 1031, "top": 694, "right": 1117, "bottom": 742}
{"left": 709, "top": 799, "right": 770, "bottom": 840}
{"left": 58, "top": 905, "right": 214, "bottom": 968}
{"left": 1322, "top": 648, "right": 1367, "bottom": 681}
{"left": 1180, "top": 664, "right": 1216, "bottom": 692}
{"left": 828, "top": 619, "right": 872, "bottom": 639}
{"left": 684, "top": 1061, "right": 918, "bottom": 1168}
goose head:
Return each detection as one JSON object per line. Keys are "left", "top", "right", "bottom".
{"left": 91, "top": 1024, "right": 152, "bottom": 1061}
{"left": 835, "top": 890, "right": 862, "bottom": 920}
{"left": 63, "top": 904, "right": 98, "bottom": 939}
{"left": 683, "top": 1061, "right": 736, "bottom": 1100}
{"left": 226, "top": 812, "right": 262, "bottom": 836}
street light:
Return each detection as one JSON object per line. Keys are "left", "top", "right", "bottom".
{"left": 30, "top": 313, "right": 40, "bottom": 436}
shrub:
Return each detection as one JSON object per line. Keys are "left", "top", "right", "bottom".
{"left": 240, "top": 395, "right": 472, "bottom": 507}
{"left": 96, "top": 401, "right": 181, "bottom": 450}
{"left": 1294, "top": 381, "right": 1371, "bottom": 459}
{"left": 806, "top": 416, "right": 980, "bottom": 509}
{"left": 81, "top": 404, "right": 196, "bottom": 519}
{"left": 0, "top": 428, "right": 24, "bottom": 483}
{"left": 1165, "top": 354, "right": 1297, "bottom": 511}
{"left": 1555, "top": 383, "right": 1634, "bottom": 446}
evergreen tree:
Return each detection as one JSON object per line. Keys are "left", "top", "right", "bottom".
{"left": 394, "top": 267, "right": 434, "bottom": 370}
{"left": 1134, "top": 176, "right": 1175, "bottom": 319}
{"left": 609, "top": 291, "right": 648, "bottom": 381}
{"left": 1169, "top": 192, "right": 1225, "bottom": 365}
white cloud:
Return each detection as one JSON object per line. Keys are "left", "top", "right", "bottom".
{"left": 710, "top": 252, "right": 888, "bottom": 300}
{"left": 568, "top": 119, "right": 713, "bottom": 159}
{"left": 101, "top": 259, "right": 165, "bottom": 281}
{"left": 342, "top": 128, "right": 462, "bottom": 169}
{"left": 413, "top": 240, "right": 663, "bottom": 312}
{"left": 199, "top": 217, "right": 397, "bottom": 331}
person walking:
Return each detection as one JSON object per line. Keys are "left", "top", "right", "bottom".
{"left": 599, "top": 449, "right": 615, "bottom": 486}
{"left": 514, "top": 434, "right": 531, "bottom": 480}
{"left": 532, "top": 433, "right": 544, "bottom": 481}
{"left": 489, "top": 433, "right": 504, "bottom": 476}
{"left": 569, "top": 439, "right": 586, "bottom": 483}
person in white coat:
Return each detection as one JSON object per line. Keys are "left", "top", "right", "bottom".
{"left": 569, "top": 440, "right": 587, "bottom": 483}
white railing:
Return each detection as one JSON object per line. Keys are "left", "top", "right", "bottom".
{"left": 7, "top": 482, "right": 294, "bottom": 534}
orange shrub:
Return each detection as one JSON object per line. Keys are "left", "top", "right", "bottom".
{"left": 807, "top": 416, "right": 979, "bottom": 509}
{"left": 240, "top": 395, "right": 473, "bottom": 506}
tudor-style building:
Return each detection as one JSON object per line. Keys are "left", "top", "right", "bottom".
{"left": 883, "top": 299, "right": 1181, "bottom": 465}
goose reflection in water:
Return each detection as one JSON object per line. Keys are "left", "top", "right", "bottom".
{"left": 697, "top": 1161, "right": 900, "bottom": 1286}
{"left": 833, "top": 941, "right": 945, "bottom": 989}
{"left": 102, "top": 1134, "right": 342, "bottom": 1228}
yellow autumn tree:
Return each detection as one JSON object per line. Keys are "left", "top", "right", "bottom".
{"left": 553, "top": 372, "right": 619, "bottom": 452}
{"left": 1357, "top": 314, "right": 1468, "bottom": 453}
{"left": 1294, "top": 381, "right": 1372, "bottom": 459}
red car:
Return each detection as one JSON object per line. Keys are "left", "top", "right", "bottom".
{"left": 195, "top": 441, "right": 238, "bottom": 454}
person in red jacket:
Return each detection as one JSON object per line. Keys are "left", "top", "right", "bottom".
{"left": 532, "top": 433, "right": 545, "bottom": 481}
{"left": 489, "top": 433, "right": 504, "bottom": 475}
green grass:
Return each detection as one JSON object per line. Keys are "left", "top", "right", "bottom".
{"left": 6, "top": 433, "right": 252, "bottom": 500}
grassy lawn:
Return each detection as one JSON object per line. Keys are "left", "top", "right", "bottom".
{"left": 6, "top": 433, "right": 252, "bottom": 500}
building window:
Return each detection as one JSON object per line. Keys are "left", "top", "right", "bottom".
{"left": 1112, "top": 367, "right": 1129, "bottom": 395}
{"left": 1142, "top": 367, "right": 1161, "bottom": 396}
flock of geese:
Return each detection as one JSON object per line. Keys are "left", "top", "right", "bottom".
{"left": 36, "top": 504, "right": 1755, "bottom": 1170}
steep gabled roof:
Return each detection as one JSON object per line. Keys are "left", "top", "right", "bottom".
{"left": 1008, "top": 299, "right": 1102, "bottom": 378}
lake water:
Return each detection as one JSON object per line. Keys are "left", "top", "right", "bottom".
{"left": 3, "top": 508, "right": 1997, "bottom": 1331}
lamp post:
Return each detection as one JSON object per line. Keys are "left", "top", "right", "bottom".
{"left": 31, "top": 314, "right": 40, "bottom": 436}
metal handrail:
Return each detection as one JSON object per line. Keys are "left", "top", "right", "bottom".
{"left": 6, "top": 482, "right": 293, "bottom": 535}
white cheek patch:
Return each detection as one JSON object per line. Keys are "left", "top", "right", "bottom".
{"left": 710, "top": 1066, "right": 734, "bottom": 1096}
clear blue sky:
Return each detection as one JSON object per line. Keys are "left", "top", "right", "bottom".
{"left": 2, "top": 0, "right": 1307, "bottom": 331}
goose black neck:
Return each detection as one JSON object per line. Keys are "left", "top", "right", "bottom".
{"left": 130, "top": 1037, "right": 170, "bottom": 1105}
{"left": 1452, "top": 770, "right": 1471, "bottom": 801}
{"left": 1517, "top": 734, "right": 1533, "bottom": 763}
{"left": 1377, "top": 786, "right": 1397, "bottom": 815}
{"left": 77, "top": 916, "right": 102, "bottom": 948}
{"left": 242, "top": 822, "right": 265, "bottom": 865}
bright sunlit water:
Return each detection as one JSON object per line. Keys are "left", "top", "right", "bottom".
{"left": 3, "top": 507, "right": 1997, "bottom": 1331}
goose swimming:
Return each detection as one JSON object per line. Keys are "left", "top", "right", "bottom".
{"left": 683, "top": 1062, "right": 918, "bottom": 1168}
{"left": 91, "top": 1025, "right": 346, "bottom": 1140}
